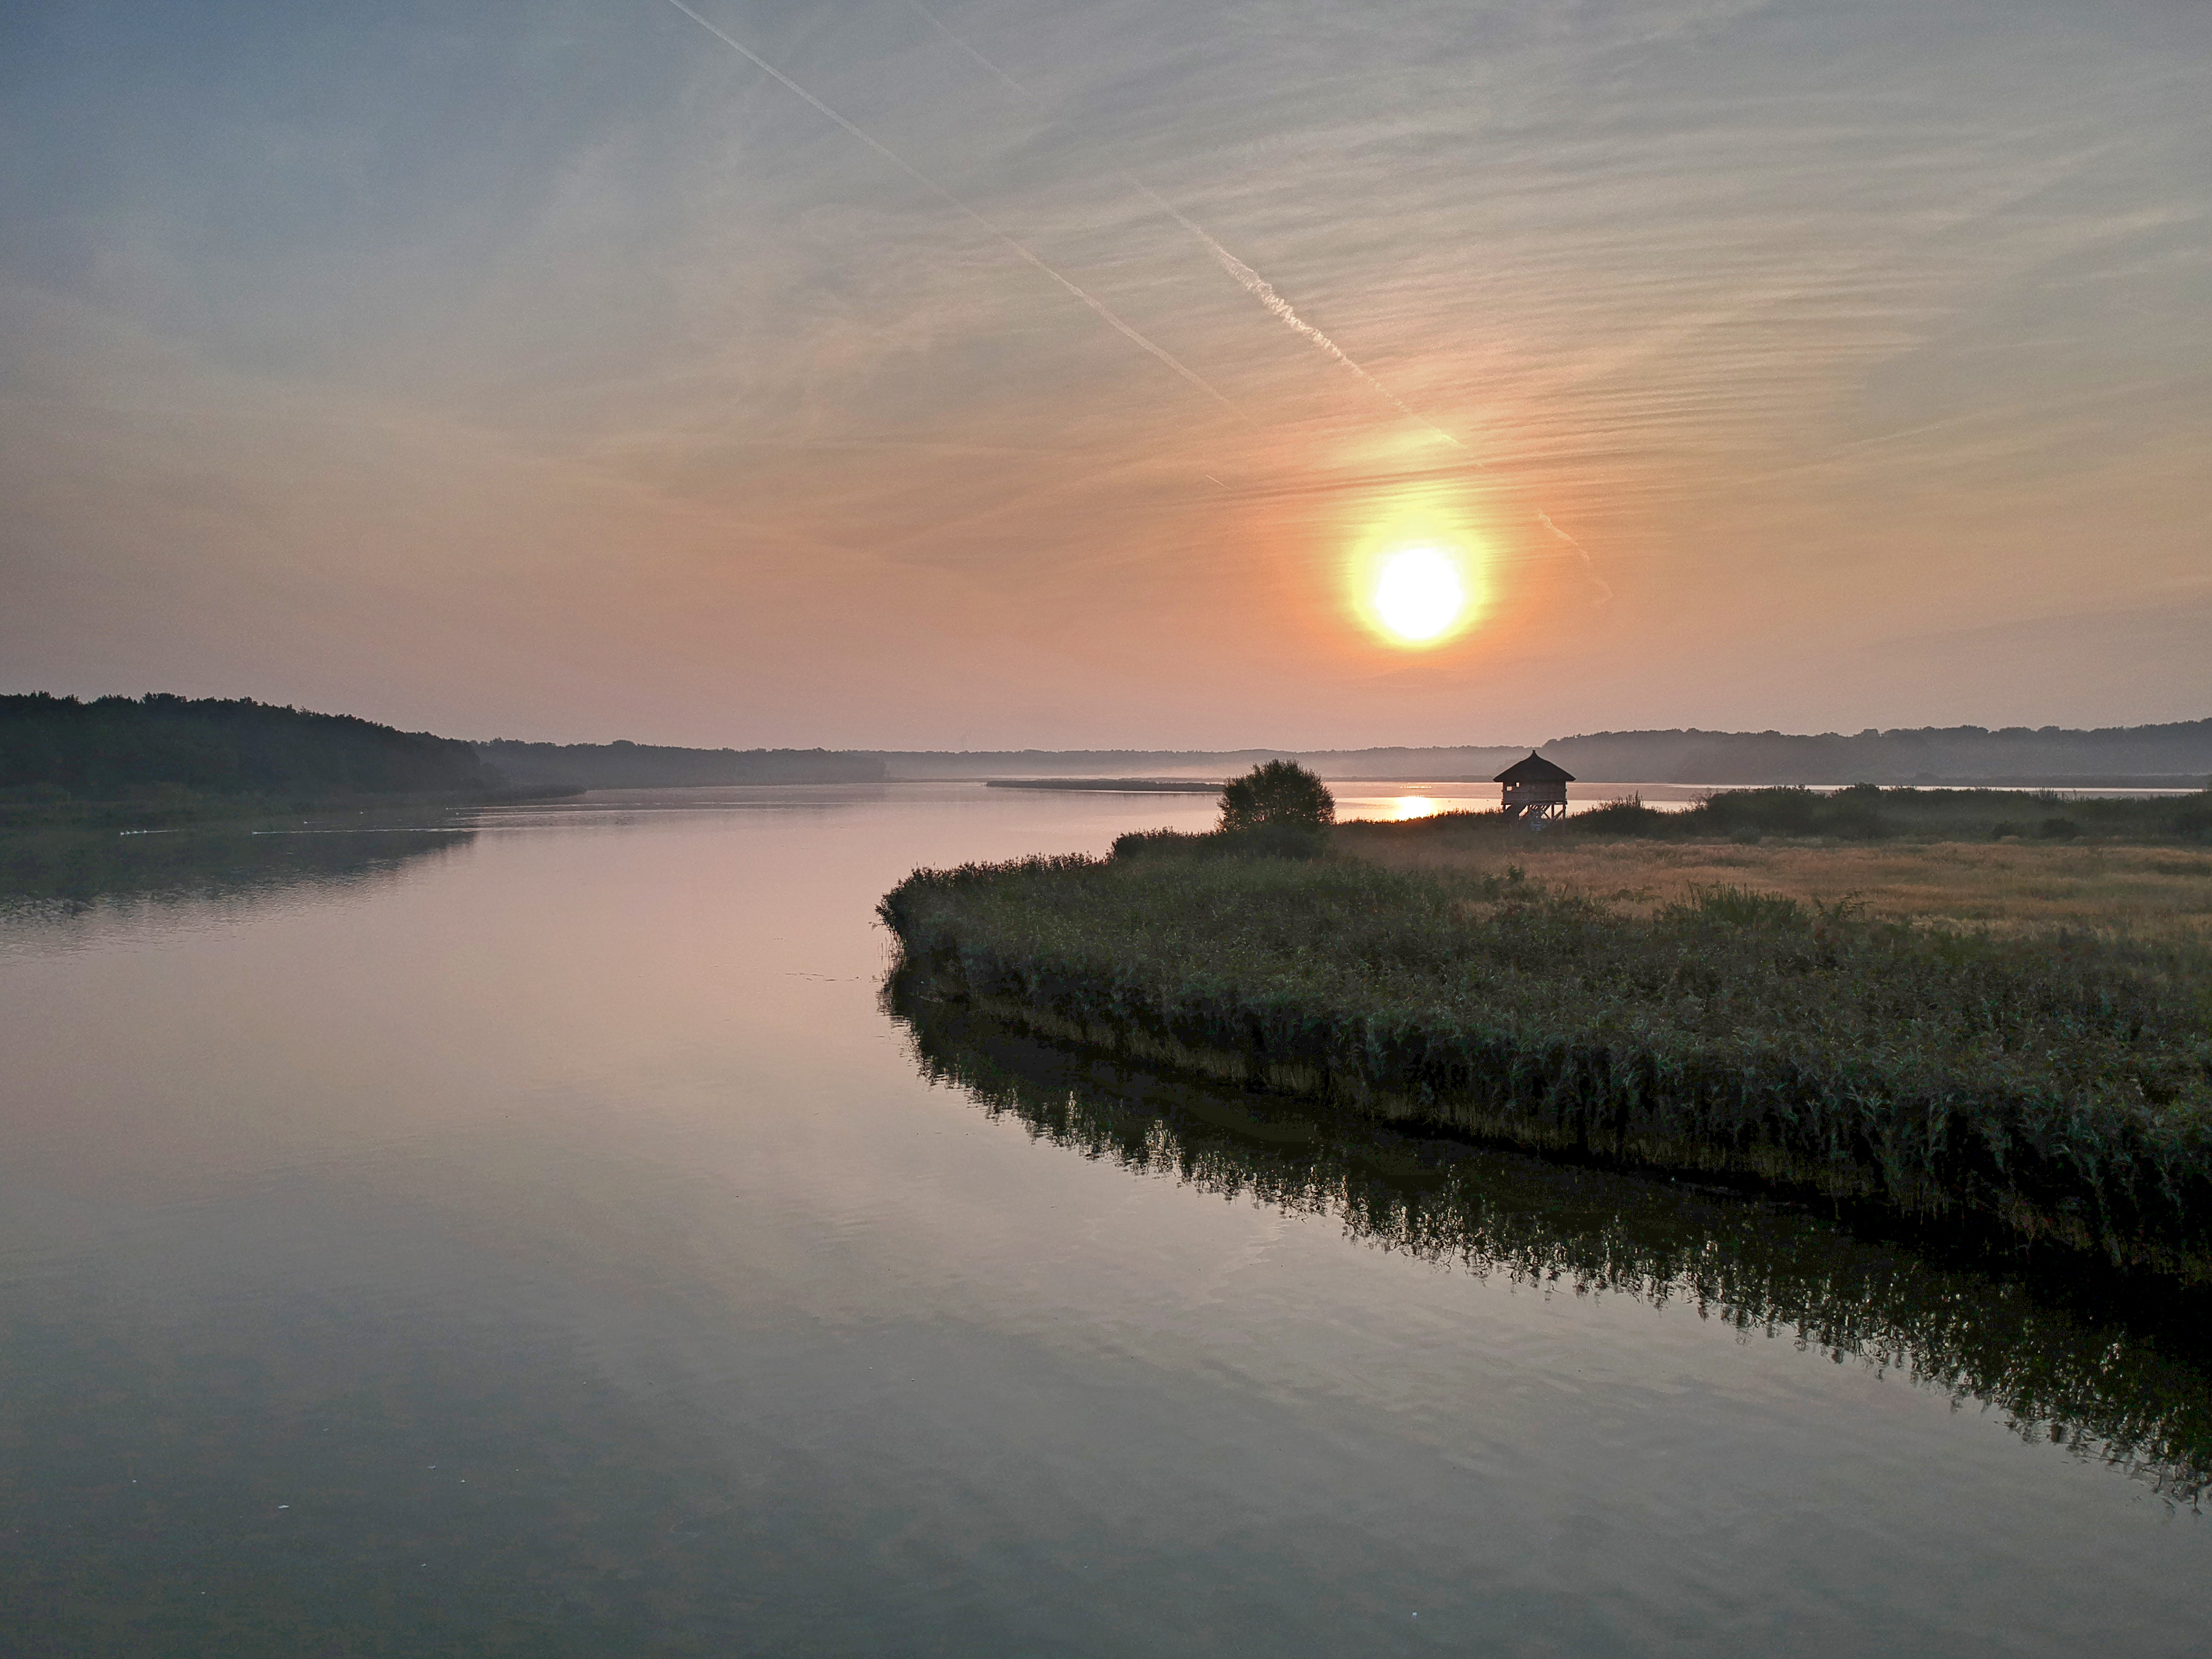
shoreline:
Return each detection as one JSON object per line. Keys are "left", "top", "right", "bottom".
{"left": 892, "top": 982, "right": 2212, "bottom": 1488}
{"left": 880, "top": 835, "right": 2212, "bottom": 1286}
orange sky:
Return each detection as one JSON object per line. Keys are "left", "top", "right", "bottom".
{"left": 2, "top": 1, "right": 2206, "bottom": 748}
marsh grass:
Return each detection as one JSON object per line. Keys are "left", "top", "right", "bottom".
{"left": 880, "top": 841, "right": 2212, "bottom": 1280}
{"left": 1352, "top": 784, "right": 2211, "bottom": 851}
{"left": 1346, "top": 829, "right": 2212, "bottom": 944}
{"left": 894, "top": 989, "right": 2212, "bottom": 1502}
{"left": 1583, "top": 784, "right": 2210, "bottom": 843}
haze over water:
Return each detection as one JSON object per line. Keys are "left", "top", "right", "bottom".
{"left": 3, "top": 786, "right": 2203, "bottom": 1656}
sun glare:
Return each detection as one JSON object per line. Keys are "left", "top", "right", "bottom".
{"left": 1372, "top": 546, "right": 1466, "bottom": 643}
{"left": 1341, "top": 491, "right": 1485, "bottom": 648}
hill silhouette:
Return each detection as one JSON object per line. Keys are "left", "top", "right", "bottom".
{"left": 11, "top": 692, "right": 2208, "bottom": 799}
{"left": 478, "top": 739, "right": 881, "bottom": 788}
{"left": 1, "top": 693, "right": 503, "bottom": 799}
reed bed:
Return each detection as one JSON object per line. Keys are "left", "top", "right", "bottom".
{"left": 894, "top": 991, "right": 2212, "bottom": 1501}
{"left": 1346, "top": 833, "right": 2212, "bottom": 944}
{"left": 1553, "top": 783, "right": 2212, "bottom": 843}
{"left": 880, "top": 836, "right": 2212, "bottom": 1280}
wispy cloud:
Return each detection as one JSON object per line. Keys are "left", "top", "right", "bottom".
{"left": 892, "top": 0, "right": 1618, "bottom": 596}
{"left": 4, "top": 0, "right": 2206, "bottom": 742}
{"left": 658, "top": 0, "right": 1245, "bottom": 419}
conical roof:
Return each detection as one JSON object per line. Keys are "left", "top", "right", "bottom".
{"left": 1493, "top": 751, "right": 1575, "bottom": 784}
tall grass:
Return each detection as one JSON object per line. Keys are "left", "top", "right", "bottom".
{"left": 880, "top": 841, "right": 2212, "bottom": 1280}
{"left": 1343, "top": 784, "right": 2212, "bottom": 846}
{"left": 1570, "top": 784, "right": 2212, "bottom": 843}
{"left": 895, "top": 989, "right": 2212, "bottom": 1501}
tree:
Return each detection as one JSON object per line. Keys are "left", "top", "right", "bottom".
{"left": 1219, "top": 760, "right": 1335, "bottom": 831}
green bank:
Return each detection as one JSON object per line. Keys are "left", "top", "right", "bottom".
{"left": 879, "top": 831, "right": 2212, "bottom": 1283}
{"left": 892, "top": 986, "right": 2212, "bottom": 1499}
{"left": 1527, "top": 782, "right": 2212, "bottom": 843}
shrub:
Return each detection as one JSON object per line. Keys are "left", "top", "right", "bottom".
{"left": 1568, "top": 794, "right": 1672, "bottom": 837}
{"left": 1699, "top": 785, "right": 1890, "bottom": 840}
{"left": 1219, "top": 760, "right": 1335, "bottom": 832}
{"left": 2168, "top": 805, "right": 2212, "bottom": 843}
{"left": 1661, "top": 884, "right": 1807, "bottom": 929}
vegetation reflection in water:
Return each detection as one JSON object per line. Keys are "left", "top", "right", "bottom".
{"left": 889, "top": 968, "right": 2212, "bottom": 1507}
{"left": 0, "top": 826, "right": 474, "bottom": 918}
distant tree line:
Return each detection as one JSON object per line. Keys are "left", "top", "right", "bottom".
{"left": 477, "top": 739, "right": 884, "bottom": 788}
{"left": 869, "top": 722, "right": 2212, "bottom": 787}
{"left": 1541, "top": 721, "right": 2212, "bottom": 785}
{"left": 1, "top": 693, "right": 503, "bottom": 799}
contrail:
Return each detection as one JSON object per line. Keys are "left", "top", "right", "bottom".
{"left": 1173, "top": 190, "right": 1613, "bottom": 605}
{"left": 658, "top": 0, "right": 1244, "bottom": 419}
{"left": 898, "top": 1, "right": 1456, "bottom": 447}
{"left": 1537, "top": 511, "right": 1614, "bottom": 604}
{"left": 1160, "top": 179, "right": 1612, "bottom": 604}
{"left": 795, "top": 0, "right": 1614, "bottom": 603}
{"left": 1131, "top": 183, "right": 1471, "bottom": 452}
{"left": 901, "top": 0, "right": 1030, "bottom": 100}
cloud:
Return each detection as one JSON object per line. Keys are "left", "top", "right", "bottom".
{"left": 656, "top": 0, "right": 1245, "bottom": 418}
{"left": 3, "top": 0, "right": 2208, "bottom": 743}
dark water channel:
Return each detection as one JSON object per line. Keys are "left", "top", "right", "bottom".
{"left": 2, "top": 785, "right": 2205, "bottom": 1656}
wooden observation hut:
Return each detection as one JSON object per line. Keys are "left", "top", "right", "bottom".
{"left": 1495, "top": 753, "right": 1574, "bottom": 825}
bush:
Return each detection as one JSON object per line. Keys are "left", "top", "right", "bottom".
{"left": 1697, "top": 786, "right": 1889, "bottom": 841}
{"left": 1568, "top": 794, "right": 1672, "bottom": 837}
{"left": 1219, "top": 760, "right": 1335, "bottom": 832}
{"left": 1661, "top": 884, "right": 1807, "bottom": 929}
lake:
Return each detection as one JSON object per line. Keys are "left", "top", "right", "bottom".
{"left": 2, "top": 784, "right": 2205, "bottom": 1656}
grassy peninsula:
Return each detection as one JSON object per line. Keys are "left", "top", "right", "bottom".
{"left": 1351, "top": 786, "right": 2212, "bottom": 943}
{"left": 881, "top": 793, "right": 2212, "bottom": 1282}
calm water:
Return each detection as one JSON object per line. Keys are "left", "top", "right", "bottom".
{"left": 2, "top": 785, "right": 2205, "bottom": 1656}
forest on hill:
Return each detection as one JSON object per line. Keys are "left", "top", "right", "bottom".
{"left": 1537, "top": 721, "right": 2212, "bottom": 785}
{"left": 1, "top": 693, "right": 503, "bottom": 799}
{"left": 478, "top": 739, "right": 882, "bottom": 788}
{"left": 870, "top": 721, "right": 2212, "bottom": 784}
{"left": 10, "top": 691, "right": 2208, "bottom": 802}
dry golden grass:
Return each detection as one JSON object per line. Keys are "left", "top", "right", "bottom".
{"left": 1341, "top": 832, "right": 2212, "bottom": 942}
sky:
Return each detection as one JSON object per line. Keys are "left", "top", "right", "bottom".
{"left": 2, "top": 0, "right": 2207, "bottom": 750}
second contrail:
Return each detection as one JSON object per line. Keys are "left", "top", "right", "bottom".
{"left": 894, "top": 2, "right": 1612, "bottom": 603}
{"left": 657, "top": 0, "right": 1244, "bottom": 419}
{"left": 1131, "top": 183, "right": 1472, "bottom": 452}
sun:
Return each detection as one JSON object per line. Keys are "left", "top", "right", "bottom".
{"left": 1371, "top": 546, "right": 1467, "bottom": 643}
{"left": 1341, "top": 491, "right": 1487, "bottom": 647}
